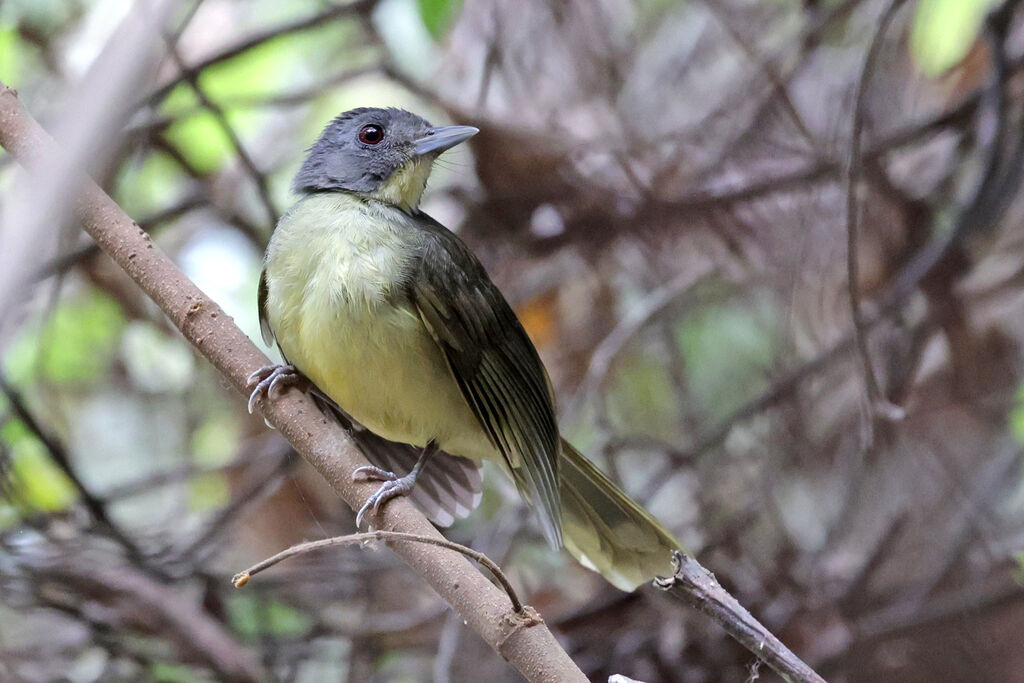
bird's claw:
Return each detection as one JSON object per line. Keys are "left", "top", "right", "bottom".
{"left": 353, "top": 466, "right": 416, "bottom": 528}
{"left": 246, "top": 364, "right": 305, "bottom": 414}
{"left": 352, "top": 465, "right": 395, "bottom": 482}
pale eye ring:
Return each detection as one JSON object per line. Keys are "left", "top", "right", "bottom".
{"left": 359, "top": 124, "right": 384, "bottom": 144}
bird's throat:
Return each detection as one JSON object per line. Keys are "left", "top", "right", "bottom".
{"left": 367, "top": 157, "right": 433, "bottom": 213}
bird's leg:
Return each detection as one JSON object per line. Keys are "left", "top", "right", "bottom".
{"left": 353, "top": 440, "right": 439, "bottom": 528}
{"left": 246, "top": 363, "right": 310, "bottom": 414}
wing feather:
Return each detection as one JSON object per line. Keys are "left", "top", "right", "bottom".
{"left": 407, "top": 214, "right": 562, "bottom": 547}
{"left": 258, "top": 269, "right": 274, "bottom": 347}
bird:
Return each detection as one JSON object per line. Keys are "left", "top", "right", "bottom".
{"left": 247, "top": 107, "right": 680, "bottom": 591}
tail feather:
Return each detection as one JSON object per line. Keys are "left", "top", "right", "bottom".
{"left": 559, "top": 439, "right": 680, "bottom": 591}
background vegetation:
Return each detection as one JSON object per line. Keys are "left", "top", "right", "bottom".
{"left": 1, "top": 0, "right": 1023, "bottom": 681}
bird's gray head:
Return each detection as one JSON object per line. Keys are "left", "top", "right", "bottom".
{"left": 292, "top": 107, "right": 478, "bottom": 212}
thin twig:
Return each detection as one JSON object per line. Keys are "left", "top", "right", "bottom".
{"left": 562, "top": 265, "right": 717, "bottom": 423}
{"left": 0, "top": 372, "right": 167, "bottom": 576}
{"left": 139, "top": 0, "right": 379, "bottom": 109}
{"left": 843, "top": 0, "right": 908, "bottom": 434}
{"left": 163, "top": 39, "right": 279, "bottom": 225}
{"left": 699, "top": 0, "right": 820, "bottom": 152}
{"left": 169, "top": 448, "right": 296, "bottom": 571}
{"left": 232, "top": 530, "right": 526, "bottom": 614}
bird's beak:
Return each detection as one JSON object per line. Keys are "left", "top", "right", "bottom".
{"left": 413, "top": 125, "right": 479, "bottom": 157}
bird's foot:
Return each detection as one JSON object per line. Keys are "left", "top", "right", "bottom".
{"left": 246, "top": 363, "right": 308, "bottom": 414}
{"left": 352, "top": 466, "right": 418, "bottom": 528}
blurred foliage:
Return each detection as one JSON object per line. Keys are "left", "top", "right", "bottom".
{"left": 417, "top": 0, "right": 463, "bottom": 39}
{"left": 227, "top": 592, "right": 314, "bottom": 640}
{"left": 910, "top": 0, "right": 999, "bottom": 75}
{"left": 676, "top": 297, "right": 777, "bottom": 421}
{"left": 0, "top": 24, "right": 21, "bottom": 82}
{"left": 191, "top": 412, "right": 240, "bottom": 467}
{"left": 114, "top": 151, "right": 189, "bottom": 218}
{"left": 148, "top": 662, "right": 213, "bottom": 683}
{"left": 4, "top": 288, "right": 124, "bottom": 386}
{"left": 1, "top": 418, "right": 76, "bottom": 516}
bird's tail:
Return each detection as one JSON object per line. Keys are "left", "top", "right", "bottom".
{"left": 559, "top": 438, "right": 681, "bottom": 591}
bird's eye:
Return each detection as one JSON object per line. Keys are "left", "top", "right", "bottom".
{"left": 359, "top": 124, "right": 384, "bottom": 145}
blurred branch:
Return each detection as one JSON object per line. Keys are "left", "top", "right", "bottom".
{"left": 562, "top": 265, "right": 717, "bottom": 423}
{"left": 881, "top": 4, "right": 1022, "bottom": 308}
{"left": 852, "top": 573, "right": 1023, "bottom": 644}
{"left": 140, "top": 0, "right": 380, "bottom": 109}
{"left": 654, "top": 6, "right": 1023, "bottom": 457}
{"left": 0, "top": 0, "right": 177, "bottom": 322}
{"left": 844, "top": 0, "right": 908, "bottom": 436}
{"left": 0, "top": 372, "right": 153, "bottom": 569}
{"left": 27, "top": 547, "right": 263, "bottom": 681}
{"left": 0, "top": 79, "right": 588, "bottom": 683}
{"left": 35, "top": 193, "right": 206, "bottom": 280}
{"left": 646, "top": 312, "right": 934, "bottom": 494}
{"left": 653, "top": 0, "right": 861, "bottom": 187}
{"left": 170, "top": 446, "right": 296, "bottom": 570}
{"left": 99, "top": 431, "right": 281, "bottom": 502}
{"left": 149, "top": 133, "right": 268, "bottom": 246}
{"left": 641, "top": 48, "right": 1024, "bottom": 220}
{"left": 656, "top": 551, "right": 827, "bottom": 683}
{"left": 163, "top": 38, "right": 279, "bottom": 225}
{"left": 699, "top": 0, "right": 820, "bottom": 153}
{"left": 229, "top": 64, "right": 380, "bottom": 109}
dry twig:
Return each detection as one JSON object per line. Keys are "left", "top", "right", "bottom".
{"left": 655, "top": 551, "right": 827, "bottom": 683}
{"left": 232, "top": 530, "right": 526, "bottom": 613}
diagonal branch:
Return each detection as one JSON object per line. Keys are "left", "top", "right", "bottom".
{"left": 163, "top": 39, "right": 279, "bottom": 225}
{"left": 0, "top": 80, "right": 587, "bottom": 683}
{"left": 0, "top": 371, "right": 154, "bottom": 569}
{"left": 656, "top": 551, "right": 827, "bottom": 683}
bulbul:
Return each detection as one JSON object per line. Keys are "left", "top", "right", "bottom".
{"left": 248, "top": 107, "right": 680, "bottom": 590}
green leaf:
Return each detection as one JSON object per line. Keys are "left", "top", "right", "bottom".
{"left": 149, "top": 662, "right": 210, "bottom": 683}
{"left": 1013, "top": 551, "right": 1024, "bottom": 585}
{"left": 910, "top": 0, "right": 997, "bottom": 76}
{"left": 114, "top": 151, "right": 188, "bottom": 218}
{"left": 677, "top": 298, "right": 776, "bottom": 421}
{"left": 191, "top": 412, "right": 240, "bottom": 467}
{"left": 607, "top": 353, "right": 680, "bottom": 441}
{"left": 163, "top": 108, "right": 234, "bottom": 174}
{"left": 0, "top": 23, "right": 21, "bottom": 82}
{"left": 0, "top": 501, "right": 19, "bottom": 531}
{"left": 227, "top": 593, "right": 313, "bottom": 639}
{"left": 1009, "top": 384, "right": 1024, "bottom": 445}
{"left": 198, "top": 33, "right": 298, "bottom": 103}
{"left": 3, "top": 289, "right": 125, "bottom": 386}
{"left": 6, "top": 422, "right": 77, "bottom": 512}
{"left": 265, "top": 600, "right": 314, "bottom": 637}
{"left": 417, "top": 0, "right": 462, "bottom": 39}
{"left": 187, "top": 471, "right": 230, "bottom": 512}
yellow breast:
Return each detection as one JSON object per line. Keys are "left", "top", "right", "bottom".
{"left": 262, "top": 193, "right": 491, "bottom": 457}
